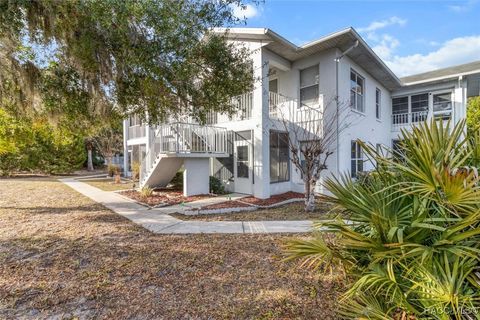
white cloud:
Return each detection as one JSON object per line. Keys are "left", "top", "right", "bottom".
{"left": 382, "top": 35, "right": 480, "bottom": 77}
{"left": 232, "top": 3, "right": 259, "bottom": 19}
{"left": 357, "top": 16, "right": 407, "bottom": 33}
{"left": 357, "top": 17, "right": 405, "bottom": 63}
{"left": 448, "top": 0, "right": 478, "bottom": 12}
{"left": 372, "top": 34, "right": 400, "bottom": 60}
{"left": 358, "top": 17, "right": 480, "bottom": 77}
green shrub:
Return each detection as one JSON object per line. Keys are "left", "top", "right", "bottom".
{"left": 0, "top": 110, "right": 86, "bottom": 175}
{"left": 284, "top": 119, "right": 480, "bottom": 319}
{"left": 169, "top": 171, "right": 183, "bottom": 189}
{"left": 209, "top": 176, "right": 226, "bottom": 194}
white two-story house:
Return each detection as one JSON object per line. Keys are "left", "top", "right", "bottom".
{"left": 122, "top": 27, "right": 480, "bottom": 199}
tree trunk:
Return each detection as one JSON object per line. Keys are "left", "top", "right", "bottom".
{"left": 87, "top": 147, "right": 94, "bottom": 171}
{"left": 304, "top": 180, "right": 316, "bottom": 212}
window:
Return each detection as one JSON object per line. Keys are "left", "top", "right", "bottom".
{"left": 433, "top": 93, "right": 452, "bottom": 120}
{"left": 270, "top": 131, "right": 290, "bottom": 183}
{"left": 351, "top": 140, "right": 364, "bottom": 178}
{"left": 236, "top": 145, "right": 249, "bottom": 178}
{"left": 300, "top": 65, "right": 319, "bottom": 107}
{"left": 375, "top": 88, "right": 381, "bottom": 119}
{"left": 411, "top": 93, "right": 428, "bottom": 122}
{"left": 269, "top": 79, "right": 278, "bottom": 93}
{"left": 350, "top": 70, "right": 364, "bottom": 112}
{"left": 392, "top": 96, "right": 409, "bottom": 124}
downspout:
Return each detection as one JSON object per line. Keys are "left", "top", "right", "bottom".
{"left": 334, "top": 40, "right": 359, "bottom": 176}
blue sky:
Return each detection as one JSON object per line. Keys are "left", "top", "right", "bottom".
{"left": 232, "top": 0, "right": 480, "bottom": 77}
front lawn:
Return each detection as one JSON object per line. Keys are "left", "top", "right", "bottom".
{"left": 171, "top": 198, "right": 338, "bottom": 221}
{"left": 0, "top": 177, "right": 342, "bottom": 319}
{"left": 81, "top": 178, "right": 135, "bottom": 191}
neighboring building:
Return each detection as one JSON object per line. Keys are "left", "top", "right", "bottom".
{"left": 123, "top": 27, "right": 480, "bottom": 198}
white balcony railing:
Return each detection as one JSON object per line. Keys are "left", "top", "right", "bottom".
{"left": 128, "top": 125, "right": 146, "bottom": 139}
{"left": 392, "top": 111, "right": 429, "bottom": 127}
{"left": 269, "top": 92, "right": 292, "bottom": 117}
{"left": 206, "top": 92, "right": 253, "bottom": 124}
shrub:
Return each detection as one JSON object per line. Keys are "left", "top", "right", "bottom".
{"left": 0, "top": 110, "right": 86, "bottom": 175}
{"left": 140, "top": 186, "right": 153, "bottom": 199}
{"left": 169, "top": 171, "right": 183, "bottom": 189}
{"left": 107, "top": 164, "right": 120, "bottom": 177}
{"left": 209, "top": 176, "right": 226, "bottom": 194}
{"left": 131, "top": 161, "right": 140, "bottom": 181}
{"left": 284, "top": 119, "right": 480, "bottom": 319}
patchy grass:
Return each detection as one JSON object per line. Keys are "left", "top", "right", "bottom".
{"left": 82, "top": 178, "right": 135, "bottom": 191}
{"left": 119, "top": 189, "right": 213, "bottom": 207}
{"left": 0, "top": 177, "right": 343, "bottom": 319}
{"left": 171, "top": 199, "right": 339, "bottom": 221}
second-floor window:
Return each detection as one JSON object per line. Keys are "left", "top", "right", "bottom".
{"left": 411, "top": 93, "right": 429, "bottom": 122}
{"left": 350, "top": 70, "right": 364, "bottom": 113}
{"left": 433, "top": 92, "right": 452, "bottom": 120}
{"left": 300, "top": 65, "right": 319, "bottom": 107}
{"left": 392, "top": 96, "right": 409, "bottom": 124}
{"left": 375, "top": 88, "right": 381, "bottom": 119}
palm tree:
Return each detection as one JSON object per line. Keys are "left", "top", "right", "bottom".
{"left": 284, "top": 119, "right": 480, "bottom": 319}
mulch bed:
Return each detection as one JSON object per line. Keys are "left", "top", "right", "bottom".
{"left": 240, "top": 191, "right": 304, "bottom": 206}
{"left": 119, "top": 189, "right": 213, "bottom": 207}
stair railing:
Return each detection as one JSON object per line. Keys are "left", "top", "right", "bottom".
{"left": 139, "top": 122, "right": 228, "bottom": 186}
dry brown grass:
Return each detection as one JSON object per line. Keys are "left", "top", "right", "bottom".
{"left": 172, "top": 199, "right": 338, "bottom": 221}
{"left": 81, "top": 178, "right": 135, "bottom": 192}
{"left": 0, "top": 177, "right": 343, "bottom": 319}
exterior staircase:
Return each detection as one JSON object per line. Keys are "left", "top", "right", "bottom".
{"left": 139, "top": 122, "right": 229, "bottom": 188}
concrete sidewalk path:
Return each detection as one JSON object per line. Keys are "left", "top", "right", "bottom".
{"left": 60, "top": 178, "right": 313, "bottom": 234}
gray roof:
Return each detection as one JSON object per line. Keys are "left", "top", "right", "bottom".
{"left": 215, "top": 27, "right": 480, "bottom": 91}
{"left": 217, "top": 27, "right": 403, "bottom": 91}
{"left": 401, "top": 60, "right": 480, "bottom": 85}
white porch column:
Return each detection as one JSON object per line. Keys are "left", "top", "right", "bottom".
{"left": 122, "top": 119, "right": 129, "bottom": 176}
{"left": 183, "top": 158, "right": 210, "bottom": 196}
{"left": 252, "top": 47, "right": 270, "bottom": 199}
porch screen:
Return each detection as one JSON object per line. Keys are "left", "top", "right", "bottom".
{"left": 270, "top": 131, "right": 290, "bottom": 183}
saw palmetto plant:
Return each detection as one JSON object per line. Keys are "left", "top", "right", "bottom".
{"left": 284, "top": 119, "right": 480, "bottom": 319}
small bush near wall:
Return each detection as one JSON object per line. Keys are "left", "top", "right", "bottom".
{"left": 131, "top": 161, "right": 140, "bottom": 181}
{"left": 209, "top": 176, "right": 226, "bottom": 195}
{"left": 170, "top": 171, "right": 183, "bottom": 190}
{"left": 107, "top": 164, "right": 120, "bottom": 177}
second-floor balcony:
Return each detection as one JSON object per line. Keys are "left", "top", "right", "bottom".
{"left": 128, "top": 124, "right": 146, "bottom": 140}
{"left": 392, "top": 111, "right": 429, "bottom": 128}
{"left": 206, "top": 92, "right": 253, "bottom": 124}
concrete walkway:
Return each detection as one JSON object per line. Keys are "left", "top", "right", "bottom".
{"left": 60, "top": 178, "right": 313, "bottom": 234}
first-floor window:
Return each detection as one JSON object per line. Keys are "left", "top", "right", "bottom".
{"left": 375, "top": 88, "right": 381, "bottom": 119}
{"left": 351, "top": 140, "right": 363, "bottom": 178}
{"left": 270, "top": 131, "right": 290, "bottom": 183}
